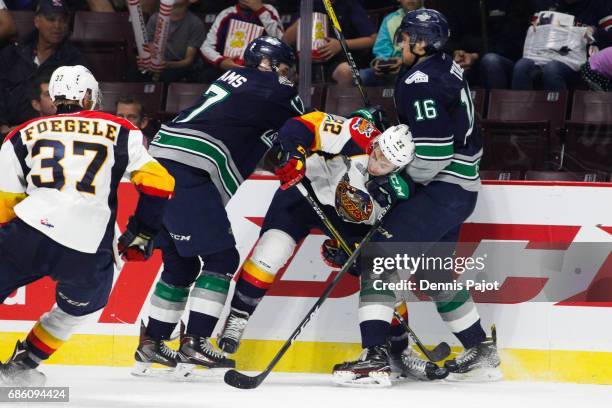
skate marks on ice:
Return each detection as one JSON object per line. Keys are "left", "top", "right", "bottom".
{"left": 25, "top": 365, "right": 612, "bottom": 408}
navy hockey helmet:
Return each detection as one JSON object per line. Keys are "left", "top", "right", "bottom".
{"left": 395, "top": 9, "right": 450, "bottom": 55}
{"left": 244, "top": 36, "right": 297, "bottom": 71}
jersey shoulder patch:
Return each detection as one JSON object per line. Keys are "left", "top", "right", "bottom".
{"left": 405, "top": 70, "right": 429, "bottom": 84}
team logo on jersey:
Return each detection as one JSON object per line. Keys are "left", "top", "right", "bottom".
{"left": 260, "top": 129, "right": 278, "bottom": 147}
{"left": 350, "top": 118, "right": 377, "bottom": 139}
{"left": 406, "top": 71, "right": 429, "bottom": 84}
{"left": 416, "top": 12, "right": 432, "bottom": 22}
{"left": 40, "top": 218, "right": 55, "bottom": 229}
{"left": 335, "top": 177, "right": 373, "bottom": 223}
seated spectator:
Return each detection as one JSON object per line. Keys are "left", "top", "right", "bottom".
{"left": 115, "top": 94, "right": 153, "bottom": 144}
{"left": 441, "top": 0, "right": 534, "bottom": 89}
{"left": 2, "top": 0, "right": 114, "bottom": 12}
{"left": 0, "top": 0, "right": 17, "bottom": 48}
{"left": 360, "top": 0, "right": 421, "bottom": 86}
{"left": 200, "top": 0, "right": 283, "bottom": 83}
{"left": 115, "top": 95, "right": 150, "bottom": 129}
{"left": 283, "top": 0, "right": 376, "bottom": 85}
{"left": 512, "top": 0, "right": 612, "bottom": 91}
{"left": 136, "top": 0, "right": 206, "bottom": 83}
{"left": 581, "top": 46, "right": 612, "bottom": 91}
{"left": 29, "top": 73, "right": 56, "bottom": 116}
{"left": 0, "top": 0, "right": 87, "bottom": 136}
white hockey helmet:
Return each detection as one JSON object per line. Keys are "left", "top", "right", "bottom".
{"left": 49, "top": 65, "right": 100, "bottom": 110}
{"left": 375, "top": 124, "right": 415, "bottom": 168}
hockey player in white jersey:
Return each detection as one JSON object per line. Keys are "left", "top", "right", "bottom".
{"left": 0, "top": 65, "right": 175, "bottom": 386}
{"left": 215, "top": 110, "right": 447, "bottom": 384}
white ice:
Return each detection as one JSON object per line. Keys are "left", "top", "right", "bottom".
{"left": 19, "top": 365, "right": 612, "bottom": 408}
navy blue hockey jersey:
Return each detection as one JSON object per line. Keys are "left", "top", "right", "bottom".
{"left": 394, "top": 53, "right": 483, "bottom": 191}
{"left": 149, "top": 67, "right": 304, "bottom": 203}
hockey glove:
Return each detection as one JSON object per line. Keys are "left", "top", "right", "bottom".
{"left": 275, "top": 145, "right": 306, "bottom": 190}
{"left": 320, "top": 238, "right": 360, "bottom": 277}
{"left": 117, "top": 217, "right": 155, "bottom": 262}
{"left": 366, "top": 173, "right": 414, "bottom": 207}
{"left": 349, "top": 105, "right": 390, "bottom": 131}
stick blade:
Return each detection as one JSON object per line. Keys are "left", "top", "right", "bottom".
{"left": 224, "top": 369, "right": 263, "bottom": 389}
{"left": 428, "top": 342, "right": 452, "bottom": 362}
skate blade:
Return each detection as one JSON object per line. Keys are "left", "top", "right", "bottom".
{"left": 172, "top": 363, "right": 231, "bottom": 382}
{"left": 333, "top": 371, "right": 392, "bottom": 388}
{"left": 445, "top": 367, "right": 503, "bottom": 383}
{"left": 131, "top": 361, "right": 176, "bottom": 378}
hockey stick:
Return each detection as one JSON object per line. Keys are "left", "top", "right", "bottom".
{"left": 223, "top": 203, "right": 392, "bottom": 389}
{"left": 321, "top": 0, "right": 371, "bottom": 107}
{"left": 393, "top": 311, "right": 451, "bottom": 362}
{"left": 296, "top": 181, "right": 451, "bottom": 362}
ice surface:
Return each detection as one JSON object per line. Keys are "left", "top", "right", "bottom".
{"left": 20, "top": 365, "right": 612, "bottom": 408}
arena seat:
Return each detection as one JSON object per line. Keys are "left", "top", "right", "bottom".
{"left": 479, "top": 170, "right": 522, "bottom": 181}
{"left": 9, "top": 10, "right": 35, "bottom": 44}
{"left": 471, "top": 87, "right": 486, "bottom": 119}
{"left": 324, "top": 85, "right": 399, "bottom": 125}
{"left": 479, "top": 90, "right": 568, "bottom": 172}
{"left": 562, "top": 91, "right": 612, "bottom": 175}
{"left": 71, "top": 12, "right": 132, "bottom": 82}
{"left": 98, "top": 82, "right": 163, "bottom": 116}
{"left": 164, "top": 83, "right": 210, "bottom": 116}
{"left": 524, "top": 171, "right": 601, "bottom": 182}
{"left": 310, "top": 84, "right": 326, "bottom": 111}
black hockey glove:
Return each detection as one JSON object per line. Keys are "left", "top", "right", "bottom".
{"left": 349, "top": 105, "right": 390, "bottom": 131}
{"left": 366, "top": 173, "right": 415, "bottom": 208}
{"left": 117, "top": 217, "right": 155, "bottom": 262}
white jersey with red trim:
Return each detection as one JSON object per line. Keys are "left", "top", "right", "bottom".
{"left": 0, "top": 111, "right": 174, "bottom": 253}
{"left": 281, "top": 111, "right": 383, "bottom": 225}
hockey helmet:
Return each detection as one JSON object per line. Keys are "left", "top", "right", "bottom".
{"left": 375, "top": 124, "right": 415, "bottom": 168}
{"left": 49, "top": 65, "right": 100, "bottom": 110}
{"left": 244, "top": 36, "right": 297, "bottom": 71}
{"left": 395, "top": 9, "right": 450, "bottom": 55}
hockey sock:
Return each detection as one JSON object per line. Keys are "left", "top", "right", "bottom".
{"left": 186, "top": 247, "right": 239, "bottom": 338}
{"left": 230, "top": 259, "right": 276, "bottom": 315}
{"left": 146, "top": 279, "right": 190, "bottom": 340}
{"left": 389, "top": 302, "right": 409, "bottom": 355}
{"left": 25, "top": 306, "right": 87, "bottom": 367}
{"left": 454, "top": 319, "right": 487, "bottom": 350}
{"left": 435, "top": 288, "right": 486, "bottom": 349}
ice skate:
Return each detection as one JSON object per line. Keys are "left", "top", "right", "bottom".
{"left": 132, "top": 322, "right": 178, "bottom": 377}
{"left": 390, "top": 347, "right": 448, "bottom": 381}
{"left": 332, "top": 345, "right": 392, "bottom": 387}
{"left": 174, "top": 335, "right": 235, "bottom": 379}
{"left": 0, "top": 341, "right": 46, "bottom": 387}
{"left": 218, "top": 308, "right": 250, "bottom": 354}
{"left": 445, "top": 326, "right": 503, "bottom": 382}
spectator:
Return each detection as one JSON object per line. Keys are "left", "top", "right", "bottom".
{"left": 115, "top": 95, "right": 150, "bottom": 129}
{"left": 360, "top": 0, "right": 421, "bottom": 86}
{"left": 0, "top": 0, "right": 87, "bottom": 136}
{"left": 581, "top": 46, "right": 612, "bottom": 91}
{"left": 115, "top": 94, "right": 154, "bottom": 144}
{"left": 200, "top": 0, "right": 283, "bottom": 83}
{"left": 29, "top": 73, "right": 56, "bottom": 116}
{"left": 0, "top": 0, "right": 17, "bottom": 48}
{"left": 2, "top": 0, "right": 114, "bottom": 12}
{"left": 512, "top": 0, "right": 612, "bottom": 91}
{"left": 137, "top": 0, "right": 206, "bottom": 83}
{"left": 441, "top": 0, "right": 534, "bottom": 88}
{"left": 283, "top": 0, "right": 376, "bottom": 85}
